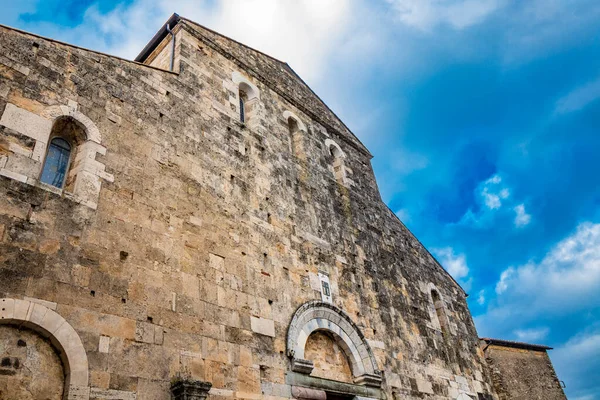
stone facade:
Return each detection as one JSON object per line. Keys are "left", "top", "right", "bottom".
{"left": 0, "top": 13, "right": 547, "bottom": 400}
{"left": 481, "top": 339, "right": 566, "bottom": 400}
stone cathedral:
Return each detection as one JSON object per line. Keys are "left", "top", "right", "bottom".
{"left": 0, "top": 14, "right": 566, "bottom": 400}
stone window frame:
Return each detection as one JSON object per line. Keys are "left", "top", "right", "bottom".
{"left": 0, "top": 298, "right": 90, "bottom": 400}
{"left": 232, "top": 71, "right": 260, "bottom": 126}
{"left": 287, "top": 300, "right": 382, "bottom": 388}
{"left": 428, "top": 283, "right": 450, "bottom": 334}
{"left": 0, "top": 103, "right": 113, "bottom": 209}
{"left": 283, "top": 110, "right": 307, "bottom": 158}
{"left": 324, "top": 138, "right": 352, "bottom": 187}
{"left": 317, "top": 272, "right": 332, "bottom": 304}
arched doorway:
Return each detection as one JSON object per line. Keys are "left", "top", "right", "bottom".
{"left": 287, "top": 301, "right": 383, "bottom": 399}
{"left": 0, "top": 298, "right": 90, "bottom": 400}
{"left": 0, "top": 325, "right": 65, "bottom": 399}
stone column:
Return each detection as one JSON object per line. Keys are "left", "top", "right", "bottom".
{"left": 170, "top": 379, "right": 212, "bottom": 400}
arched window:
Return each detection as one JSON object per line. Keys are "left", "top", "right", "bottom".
{"left": 40, "top": 137, "right": 71, "bottom": 188}
{"left": 40, "top": 116, "right": 87, "bottom": 191}
{"left": 431, "top": 289, "right": 448, "bottom": 334}
{"left": 325, "top": 139, "right": 348, "bottom": 185}
{"left": 283, "top": 110, "right": 307, "bottom": 158}
{"left": 232, "top": 72, "right": 259, "bottom": 126}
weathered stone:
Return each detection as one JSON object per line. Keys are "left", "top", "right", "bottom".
{"left": 0, "top": 12, "right": 563, "bottom": 400}
{"left": 170, "top": 379, "right": 212, "bottom": 400}
{"left": 482, "top": 339, "right": 567, "bottom": 400}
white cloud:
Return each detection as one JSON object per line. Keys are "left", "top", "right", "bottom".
{"left": 514, "top": 327, "right": 549, "bottom": 342}
{"left": 482, "top": 187, "right": 501, "bottom": 209}
{"left": 27, "top": 0, "right": 361, "bottom": 84}
{"left": 489, "top": 221, "right": 600, "bottom": 316}
{"left": 457, "top": 173, "right": 516, "bottom": 227}
{"left": 481, "top": 174, "right": 510, "bottom": 210}
{"left": 514, "top": 203, "right": 531, "bottom": 227}
{"left": 458, "top": 173, "right": 535, "bottom": 231}
{"left": 476, "top": 222, "right": 600, "bottom": 398}
{"left": 477, "top": 289, "right": 485, "bottom": 305}
{"left": 495, "top": 267, "right": 514, "bottom": 294}
{"left": 555, "top": 76, "right": 600, "bottom": 114}
{"left": 487, "top": 174, "right": 501, "bottom": 184}
{"left": 433, "top": 247, "right": 471, "bottom": 291}
{"left": 386, "top": 0, "right": 503, "bottom": 31}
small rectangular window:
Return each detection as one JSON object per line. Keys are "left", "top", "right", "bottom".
{"left": 318, "top": 272, "right": 332, "bottom": 303}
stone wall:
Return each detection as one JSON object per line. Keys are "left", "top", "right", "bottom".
{"left": 483, "top": 343, "right": 566, "bottom": 400}
{"left": 0, "top": 19, "right": 496, "bottom": 400}
{"left": 305, "top": 331, "right": 353, "bottom": 384}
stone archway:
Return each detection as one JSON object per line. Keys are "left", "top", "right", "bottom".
{"left": 0, "top": 298, "right": 90, "bottom": 400}
{"left": 286, "top": 301, "right": 382, "bottom": 388}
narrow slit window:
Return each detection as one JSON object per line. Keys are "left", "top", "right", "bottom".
{"left": 239, "top": 92, "right": 246, "bottom": 123}
{"left": 40, "top": 137, "right": 71, "bottom": 188}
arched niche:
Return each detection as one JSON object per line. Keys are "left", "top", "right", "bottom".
{"left": 42, "top": 105, "right": 102, "bottom": 144}
{"left": 427, "top": 283, "right": 449, "bottom": 334}
{"left": 324, "top": 138, "right": 345, "bottom": 159}
{"left": 283, "top": 110, "right": 307, "bottom": 133}
{"left": 286, "top": 301, "right": 382, "bottom": 388}
{"left": 232, "top": 71, "right": 260, "bottom": 100}
{"left": 0, "top": 298, "right": 90, "bottom": 400}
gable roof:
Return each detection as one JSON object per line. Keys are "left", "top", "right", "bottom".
{"left": 135, "top": 14, "right": 371, "bottom": 157}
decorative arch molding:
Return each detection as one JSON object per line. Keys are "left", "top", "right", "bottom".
{"left": 283, "top": 110, "right": 307, "bottom": 132}
{"left": 286, "top": 301, "right": 382, "bottom": 388}
{"left": 0, "top": 298, "right": 90, "bottom": 400}
{"left": 427, "top": 282, "right": 445, "bottom": 300}
{"left": 42, "top": 104, "right": 102, "bottom": 144}
{"left": 324, "top": 138, "right": 345, "bottom": 159}
{"left": 232, "top": 71, "right": 260, "bottom": 100}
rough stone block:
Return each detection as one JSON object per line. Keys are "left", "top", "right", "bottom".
{"left": 0, "top": 103, "right": 51, "bottom": 142}
{"left": 250, "top": 316, "right": 275, "bottom": 337}
{"left": 416, "top": 378, "right": 434, "bottom": 394}
{"left": 99, "top": 335, "right": 110, "bottom": 353}
{"left": 135, "top": 321, "right": 155, "bottom": 344}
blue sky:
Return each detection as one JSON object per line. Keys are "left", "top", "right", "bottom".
{"left": 2, "top": 1, "right": 599, "bottom": 398}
